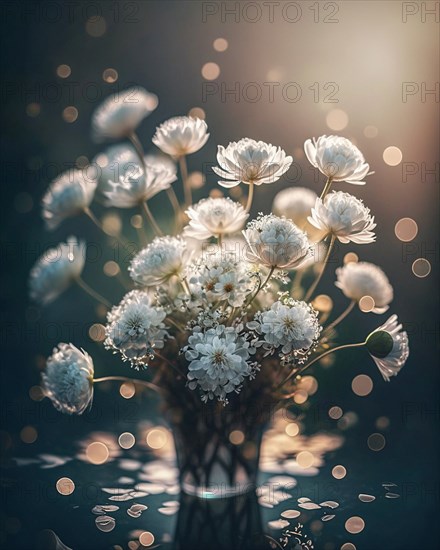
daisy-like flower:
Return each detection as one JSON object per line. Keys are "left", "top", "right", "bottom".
{"left": 104, "top": 290, "right": 167, "bottom": 369}
{"left": 365, "top": 315, "right": 409, "bottom": 380}
{"left": 29, "top": 237, "right": 86, "bottom": 305}
{"left": 129, "top": 236, "right": 190, "bottom": 287}
{"left": 152, "top": 116, "right": 209, "bottom": 157}
{"left": 41, "top": 343, "right": 94, "bottom": 415}
{"left": 336, "top": 261, "right": 393, "bottom": 313}
{"left": 92, "top": 86, "right": 158, "bottom": 142}
{"left": 189, "top": 254, "right": 253, "bottom": 307}
{"left": 213, "top": 138, "right": 292, "bottom": 188}
{"left": 243, "top": 214, "right": 311, "bottom": 270}
{"left": 184, "top": 197, "right": 248, "bottom": 240}
{"left": 304, "top": 135, "right": 372, "bottom": 185}
{"left": 251, "top": 300, "right": 321, "bottom": 356}
{"left": 42, "top": 170, "right": 97, "bottom": 230}
{"left": 93, "top": 144, "right": 138, "bottom": 195}
{"left": 272, "top": 187, "right": 318, "bottom": 228}
{"left": 103, "top": 162, "right": 176, "bottom": 208}
{"left": 184, "top": 325, "right": 256, "bottom": 403}
{"left": 308, "top": 191, "right": 376, "bottom": 244}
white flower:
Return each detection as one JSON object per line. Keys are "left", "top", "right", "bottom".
{"left": 42, "top": 170, "right": 97, "bottom": 230}
{"left": 129, "top": 236, "right": 190, "bottom": 286}
{"left": 189, "top": 254, "right": 253, "bottom": 307}
{"left": 92, "top": 86, "right": 158, "bottom": 142}
{"left": 304, "top": 135, "right": 372, "bottom": 185}
{"left": 144, "top": 153, "right": 177, "bottom": 174}
{"left": 29, "top": 237, "right": 86, "bottom": 305}
{"left": 42, "top": 343, "right": 94, "bottom": 415}
{"left": 184, "top": 197, "right": 248, "bottom": 240}
{"left": 184, "top": 325, "right": 256, "bottom": 403}
{"left": 213, "top": 138, "right": 293, "bottom": 188}
{"left": 93, "top": 144, "right": 138, "bottom": 195}
{"left": 252, "top": 300, "right": 321, "bottom": 355}
{"left": 103, "top": 162, "right": 176, "bottom": 208}
{"left": 243, "top": 214, "right": 311, "bottom": 269}
{"left": 335, "top": 262, "right": 393, "bottom": 313}
{"left": 105, "top": 290, "right": 167, "bottom": 369}
{"left": 272, "top": 187, "right": 317, "bottom": 228}
{"left": 366, "top": 315, "right": 409, "bottom": 381}
{"left": 152, "top": 116, "right": 209, "bottom": 156}
{"left": 308, "top": 191, "right": 376, "bottom": 244}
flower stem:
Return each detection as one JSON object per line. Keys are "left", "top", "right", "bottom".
{"left": 179, "top": 155, "right": 191, "bottom": 208}
{"left": 278, "top": 341, "right": 366, "bottom": 388}
{"left": 324, "top": 300, "right": 356, "bottom": 336}
{"left": 84, "top": 207, "right": 132, "bottom": 251}
{"left": 245, "top": 181, "right": 254, "bottom": 213}
{"left": 129, "top": 132, "right": 146, "bottom": 170}
{"left": 140, "top": 201, "right": 163, "bottom": 237}
{"left": 166, "top": 186, "right": 182, "bottom": 223}
{"left": 94, "top": 375, "right": 161, "bottom": 395}
{"left": 304, "top": 235, "right": 336, "bottom": 302}
{"left": 75, "top": 277, "right": 112, "bottom": 308}
{"left": 320, "top": 176, "right": 333, "bottom": 200}
{"left": 246, "top": 266, "right": 275, "bottom": 308}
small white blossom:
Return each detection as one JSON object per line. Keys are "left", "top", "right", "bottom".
{"left": 42, "top": 170, "right": 97, "bottom": 230}
{"left": 104, "top": 162, "right": 176, "bottom": 208}
{"left": 105, "top": 290, "right": 167, "bottom": 369}
{"left": 93, "top": 144, "right": 138, "bottom": 195}
{"left": 29, "top": 237, "right": 86, "bottom": 305}
{"left": 308, "top": 191, "right": 376, "bottom": 244}
{"left": 336, "top": 262, "right": 393, "bottom": 313}
{"left": 184, "top": 325, "right": 256, "bottom": 403}
{"left": 184, "top": 197, "right": 248, "bottom": 240}
{"left": 213, "top": 138, "right": 293, "bottom": 188}
{"left": 272, "top": 187, "right": 318, "bottom": 228}
{"left": 366, "top": 315, "right": 409, "bottom": 381}
{"left": 243, "top": 214, "right": 312, "bottom": 269}
{"left": 189, "top": 254, "right": 253, "bottom": 307}
{"left": 92, "top": 86, "right": 158, "bottom": 142}
{"left": 304, "top": 135, "right": 373, "bottom": 185}
{"left": 152, "top": 116, "right": 209, "bottom": 156}
{"left": 129, "top": 236, "right": 190, "bottom": 286}
{"left": 42, "top": 343, "right": 94, "bottom": 415}
{"left": 251, "top": 300, "right": 321, "bottom": 357}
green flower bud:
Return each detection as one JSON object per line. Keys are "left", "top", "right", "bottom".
{"left": 365, "top": 330, "right": 393, "bottom": 359}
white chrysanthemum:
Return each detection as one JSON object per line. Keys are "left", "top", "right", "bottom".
{"left": 184, "top": 197, "right": 248, "bottom": 240}
{"left": 103, "top": 162, "right": 176, "bottom": 208}
{"left": 129, "top": 236, "right": 190, "bottom": 286}
{"left": 105, "top": 290, "right": 167, "bottom": 369}
{"left": 144, "top": 153, "right": 177, "bottom": 174}
{"left": 29, "top": 237, "right": 86, "bottom": 305}
{"left": 304, "top": 135, "right": 373, "bottom": 185}
{"left": 189, "top": 254, "right": 253, "bottom": 307}
{"left": 185, "top": 325, "right": 256, "bottom": 403}
{"left": 272, "top": 187, "right": 317, "bottom": 228}
{"left": 152, "top": 116, "right": 209, "bottom": 156}
{"left": 92, "top": 87, "right": 158, "bottom": 142}
{"left": 366, "top": 315, "right": 409, "bottom": 381}
{"left": 42, "top": 343, "right": 94, "bottom": 415}
{"left": 335, "top": 262, "right": 393, "bottom": 313}
{"left": 252, "top": 300, "right": 321, "bottom": 355}
{"left": 42, "top": 170, "right": 97, "bottom": 230}
{"left": 93, "top": 144, "right": 138, "bottom": 195}
{"left": 213, "top": 138, "right": 293, "bottom": 188}
{"left": 308, "top": 191, "right": 376, "bottom": 244}
{"left": 243, "top": 214, "right": 311, "bottom": 269}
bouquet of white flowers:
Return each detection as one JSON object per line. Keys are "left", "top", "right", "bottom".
{"left": 30, "top": 86, "right": 409, "bottom": 497}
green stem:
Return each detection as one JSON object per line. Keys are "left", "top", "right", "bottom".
{"left": 179, "top": 155, "right": 191, "bottom": 208}
{"left": 278, "top": 341, "right": 365, "bottom": 388}
{"left": 75, "top": 277, "right": 111, "bottom": 308}
{"left": 166, "top": 186, "right": 182, "bottom": 223}
{"left": 94, "top": 375, "right": 161, "bottom": 394}
{"left": 140, "top": 201, "right": 163, "bottom": 237}
{"left": 245, "top": 181, "right": 254, "bottom": 213}
{"left": 246, "top": 266, "right": 275, "bottom": 308}
{"left": 304, "top": 235, "right": 336, "bottom": 302}
{"left": 320, "top": 176, "right": 333, "bottom": 200}
{"left": 324, "top": 300, "right": 356, "bottom": 336}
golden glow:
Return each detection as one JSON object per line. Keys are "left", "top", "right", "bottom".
{"left": 229, "top": 430, "right": 245, "bottom": 445}
{"left": 359, "top": 296, "right": 375, "bottom": 313}
{"left": 120, "top": 382, "right": 136, "bottom": 399}
{"left": 118, "top": 432, "right": 135, "bottom": 450}
{"left": 412, "top": 258, "right": 431, "bottom": 278}
{"left": 326, "top": 109, "right": 349, "bottom": 131}
{"left": 188, "top": 107, "right": 206, "bottom": 120}
{"left": 201, "top": 62, "right": 220, "bottom": 80}
{"left": 103, "top": 261, "right": 120, "bottom": 277}
{"left": 351, "top": 374, "right": 373, "bottom": 397}
{"left": 20, "top": 426, "right": 38, "bottom": 444}
{"left": 332, "top": 465, "right": 347, "bottom": 479}
{"left": 312, "top": 294, "right": 333, "bottom": 313}
{"left": 56, "top": 477, "right": 75, "bottom": 495}
{"left": 213, "top": 38, "right": 228, "bottom": 52}
{"left": 187, "top": 171, "right": 206, "bottom": 189}
{"left": 383, "top": 146, "right": 402, "bottom": 166}
{"left": 328, "top": 406, "right": 343, "bottom": 420}
{"left": 102, "top": 213, "right": 122, "bottom": 236}
{"left": 103, "top": 68, "right": 118, "bottom": 83}
{"left": 285, "top": 423, "right": 300, "bottom": 437}
{"left": 293, "top": 390, "right": 308, "bottom": 404}
{"left": 395, "top": 217, "right": 418, "bottom": 242}
{"left": 89, "top": 323, "right": 106, "bottom": 342}
{"left": 343, "top": 252, "right": 359, "bottom": 264}
{"left": 86, "top": 442, "right": 110, "bottom": 464}
{"left": 345, "top": 516, "right": 365, "bottom": 534}
{"left": 62, "top": 106, "right": 78, "bottom": 123}
{"left": 56, "top": 64, "right": 71, "bottom": 78}
{"left": 296, "top": 451, "right": 314, "bottom": 468}
{"left": 131, "top": 214, "right": 143, "bottom": 228}
{"left": 139, "top": 532, "right": 155, "bottom": 546}
{"left": 146, "top": 428, "right": 168, "bottom": 449}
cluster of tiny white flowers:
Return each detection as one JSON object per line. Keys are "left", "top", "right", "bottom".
{"left": 104, "top": 291, "right": 168, "bottom": 369}
{"left": 184, "top": 324, "right": 258, "bottom": 403}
